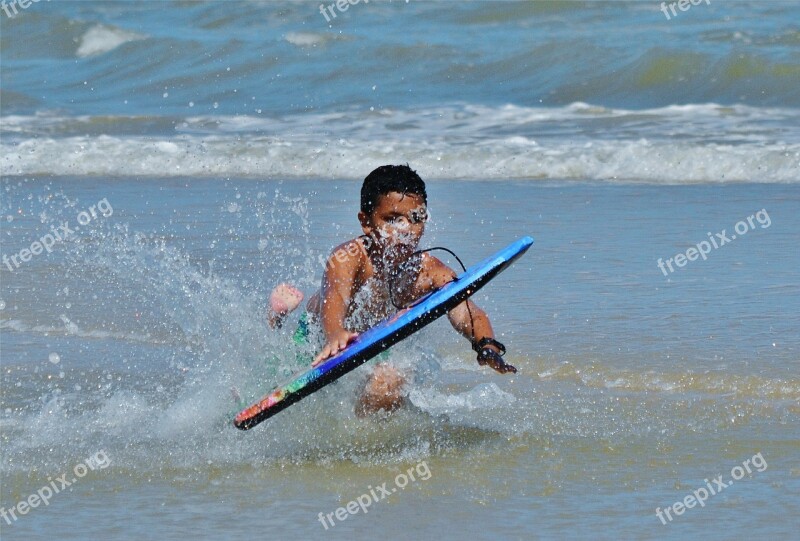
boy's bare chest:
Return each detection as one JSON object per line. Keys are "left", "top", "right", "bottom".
{"left": 351, "top": 255, "right": 430, "bottom": 314}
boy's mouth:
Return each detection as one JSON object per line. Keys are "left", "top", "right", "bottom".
{"left": 371, "top": 235, "right": 419, "bottom": 265}
{"left": 379, "top": 231, "right": 418, "bottom": 251}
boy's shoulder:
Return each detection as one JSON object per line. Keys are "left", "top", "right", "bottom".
{"left": 327, "top": 236, "right": 367, "bottom": 266}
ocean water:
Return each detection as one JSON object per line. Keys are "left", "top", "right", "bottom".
{"left": 1, "top": 1, "right": 799, "bottom": 540}
{"left": 1, "top": 0, "right": 799, "bottom": 182}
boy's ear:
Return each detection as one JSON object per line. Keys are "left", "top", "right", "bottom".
{"left": 358, "top": 211, "right": 374, "bottom": 235}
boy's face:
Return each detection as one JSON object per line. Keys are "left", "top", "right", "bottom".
{"left": 359, "top": 191, "right": 427, "bottom": 262}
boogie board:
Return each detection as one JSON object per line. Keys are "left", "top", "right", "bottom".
{"left": 234, "top": 236, "right": 533, "bottom": 430}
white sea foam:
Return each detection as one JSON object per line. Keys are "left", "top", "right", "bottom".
{"left": 2, "top": 132, "right": 796, "bottom": 183}
{"left": 76, "top": 24, "right": 146, "bottom": 58}
{"left": 284, "top": 32, "right": 328, "bottom": 47}
{"left": 0, "top": 317, "right": 160, "bottom": 344}
{"left": 408, "top": 383, "right": 517, "bottom": 415}
{"left": 2, "top": 104, "right": 798, "bottom": 183}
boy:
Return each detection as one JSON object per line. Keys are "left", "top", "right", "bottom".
{"left": 269, "top": 165, "right": 515, "bottom": 416}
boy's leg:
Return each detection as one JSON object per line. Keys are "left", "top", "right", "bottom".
{"left": 268, "top": 283, "right": 304, "bottom": 328}
{"left": 356, "top": 363, "right": 406, "bottom": 417}
{"left": 232, "top": 310, "right": 312, "bottom": 415}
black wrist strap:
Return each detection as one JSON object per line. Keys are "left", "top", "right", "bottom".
{"left": 472, "top": 337, "right": 506, "bottom": 356}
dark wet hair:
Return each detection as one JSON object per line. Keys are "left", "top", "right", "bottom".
{"left": 360, "top": 164, "right": 427, "bottom": 216}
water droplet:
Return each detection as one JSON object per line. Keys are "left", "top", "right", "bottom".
{"left": 0, "top": 300, "right": 5, "bottom": 310}
{"left": 163, "top": 92, "right": 169, "bottom": 98}
{"left": 48, "top": 353, "right": 60, "bottom": 364}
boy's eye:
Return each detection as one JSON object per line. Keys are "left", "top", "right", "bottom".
{"left": 384, "top": 207, "right": 427, "bottom": 227}
{"left": 384, "top": 216, "right": 407, "bottom": 229}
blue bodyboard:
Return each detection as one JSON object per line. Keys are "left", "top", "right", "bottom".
{"left": 234, "top": 236, "right": 533, "bottom": 430}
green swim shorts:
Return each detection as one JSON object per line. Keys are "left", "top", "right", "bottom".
{"left": 293, "top": 311, "right": 311, "bottom": 346}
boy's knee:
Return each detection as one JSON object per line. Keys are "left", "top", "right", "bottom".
{"left": 358, "top": 364, "right": 406, "bottom": 416}
{"left": 372, "top": 364, "right": 404, "bottom": 389}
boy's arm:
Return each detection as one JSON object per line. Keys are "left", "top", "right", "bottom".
{"left": 312, "top": 241, "right": 361, "bottom": 364}
{"left": 423, "top": 255, "right": 517, "bottom": 374}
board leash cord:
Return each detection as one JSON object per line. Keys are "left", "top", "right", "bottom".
{"left": 388, "top": 245, "right": 479, "bottom": 345}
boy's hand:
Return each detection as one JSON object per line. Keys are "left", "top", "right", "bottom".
{"left": 312, "top": 329, "right": 359, "bottom": 366}
{"left": 477, "top": 346, "right": 517, "bottom": 374}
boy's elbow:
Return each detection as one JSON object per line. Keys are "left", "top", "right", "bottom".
{"left": 439, "top": 268, "right": 458, "bottom": 287}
